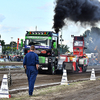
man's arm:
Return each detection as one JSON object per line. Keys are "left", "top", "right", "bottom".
{"left": 36, "top": 64, "right": 39, "bottom": 70}
{"left": 35, "top": 54, "right": 39, "bottom": 70}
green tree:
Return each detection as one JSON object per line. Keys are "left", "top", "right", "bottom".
{"left": 10, "top": 41, "right": 16, "bottom": 47}
{"left": 62, "top": 44, "right": 70, "bottom": 53}
{"left": 58, "top": 44, "right": 70, "bottom": 54}
{"left": 0, "top": 40, "right": 5, "bottom": 46}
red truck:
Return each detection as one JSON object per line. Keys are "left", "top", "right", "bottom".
{"left": 59, "top": 35, "right": 89, "bottom": 73}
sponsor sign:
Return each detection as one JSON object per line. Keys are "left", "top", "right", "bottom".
{"left": 25, "top": 45, "right": 51, "bottom": 49}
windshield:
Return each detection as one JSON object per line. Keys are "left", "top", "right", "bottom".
{"left": 25, "top": 36, "right": 51, "bottom": 49}
{"left": 26, "top": 39, "right": 50, "bottom": 46}
{"left": 74, "top": 41, "right": 83, "bottom": 46}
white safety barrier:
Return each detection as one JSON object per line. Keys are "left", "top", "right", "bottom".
{"left": 0, "top": 74, "right": 11, "bottom": 98}
{"left": 90, "top": 68, "right": 96, "bottom": 80}
{"left": 61, "top": 69, "right": 69, "bottom": 85}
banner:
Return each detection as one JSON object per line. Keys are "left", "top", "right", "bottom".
{"left": 17, "top": 38, "right": 19, "bottom": 50}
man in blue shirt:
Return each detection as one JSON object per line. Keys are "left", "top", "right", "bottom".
{"left": 23, "top": 45, "right": 39, "bottom": 96}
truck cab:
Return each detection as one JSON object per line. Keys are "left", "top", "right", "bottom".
{"left": 23, "top": 31, "right": 59, "bottom": 74}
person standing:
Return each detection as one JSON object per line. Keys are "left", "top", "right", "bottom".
{"left": 23, "top": 45, "right": 39, "bottom": 96}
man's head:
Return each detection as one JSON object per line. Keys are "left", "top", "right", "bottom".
{"left": 30, "top": 45, "right": 35, "bottom": 51}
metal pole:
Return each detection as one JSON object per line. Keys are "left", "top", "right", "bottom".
{"left": 8, "top": 67, "right": 12, "bottom": 87}
{"left": 0, "top": 35, "right": 1, "bottom": 40}
{"left": 35, "top": 26, "right": 37, "bottom": 31}
{"left": 61, "top": 29, "right": 62, "bottom": 54}
{"left": 11, "top": 37, "right": 13, "bottom": 53}
{"left": 0, "top": 35, "right": 1, "bottom": 55}
{"left": 57, "top": 32, "right": 59, "bottom": 49}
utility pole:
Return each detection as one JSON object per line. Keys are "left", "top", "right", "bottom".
{"left": 60, "top": 29, "right": 64, "bottom": 54}
{"left": 61, "top": 29, "right": 62, "bottom": 54}
{"left": 0, "top": 35, "right": 1, "bottom": 46}
{"left": 35, "top": 26, "right": 37, "bottom": 31}
{"left": 0, "top": 35, "right": 2, "bottom": 55}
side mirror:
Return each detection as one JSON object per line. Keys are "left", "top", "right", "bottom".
{"left": 53, "top": 42, "right": 56, "bottom": 49}
{"left": 52, "top": 40, "right": 56, "bottom": 49}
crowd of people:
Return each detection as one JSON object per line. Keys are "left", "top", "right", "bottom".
{"left": 0, "top": 54, "right": 24, "bottom": 62}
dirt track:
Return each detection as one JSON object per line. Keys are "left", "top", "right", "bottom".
{"left": 1, "top": 65, "right": 100, "bottom": 100}
{"left": 1, "top": 65, "right": 100, "bottom": 91}
{"left": 9, "top": 79, "right": 100, "bottom": 100}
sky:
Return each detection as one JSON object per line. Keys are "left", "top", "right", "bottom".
{"left": 0, "top": 0, "right": 54, "bottom": 43}
{"left": 0, "top": 0, "right": 100, "bottom": 52}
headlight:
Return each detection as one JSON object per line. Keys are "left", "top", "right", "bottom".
{"left": 45, "top": 57, "right": 48, "bottom": 63}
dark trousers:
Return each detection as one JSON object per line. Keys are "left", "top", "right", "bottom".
{"left": 26, "top": 66, "right": 38, "bottom": 95}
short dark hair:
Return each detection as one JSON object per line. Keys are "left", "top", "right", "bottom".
{"left": 30, "top": 45, "right": 35, "bottom": 50}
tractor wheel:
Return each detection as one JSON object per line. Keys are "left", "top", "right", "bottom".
{"left": 82, "top": 66, "right": 87, "bottom": 72}
{"left": 75, "top": 62, "right": 80, "bottom": 73}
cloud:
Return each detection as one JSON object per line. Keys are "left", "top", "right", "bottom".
{"left": 62, "top": 40, "right": 69, "bottom": 45}
{"left": 0, "top": 25, "right": 20, "bottom": 32}
{"left": 26, "top": 26, "right": 36, "bottom": 31}
{"left": 0, "top": 14, "right": 5, "bottom": 22}
{"left": 0, "top": 25, "right": 21, "bottom": 44}
{"left": 38, "top": 2, "right": 53, "bottom": 11}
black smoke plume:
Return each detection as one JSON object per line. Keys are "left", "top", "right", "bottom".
{"left": 53, "top": 0, "right": 100, "bottom": 33}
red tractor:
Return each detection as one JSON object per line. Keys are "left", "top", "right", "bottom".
{"left": 59, "top": 35, "right": 89, "bottom": 73}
